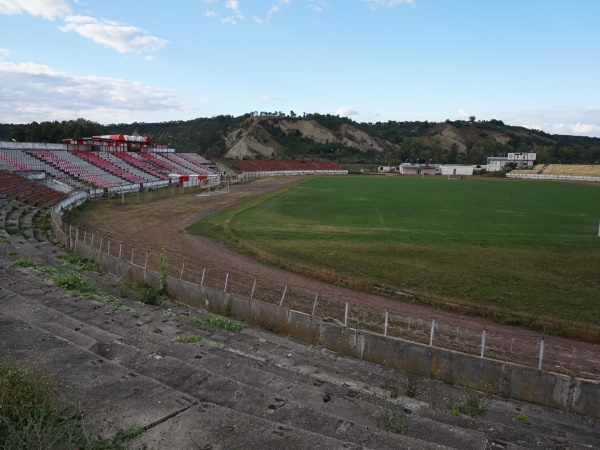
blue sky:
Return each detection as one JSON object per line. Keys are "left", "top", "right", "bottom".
{"left": 1, "top": 0, "right": 599, "bottom": 137}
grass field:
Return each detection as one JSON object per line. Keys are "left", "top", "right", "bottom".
{"left": 188, "top": 176, "right": 600, "bottom": 340}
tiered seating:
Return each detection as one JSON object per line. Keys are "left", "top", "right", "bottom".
{"left": 138, "top": 152, "right": 197, "bottom": 175}
{"left": 28, "top": 150, "right": 125, "bottom": 188}
{"left": 254, "top": 160, "right": 289, "bottom": 171}
{"left": 0, "top": 151, "right": 30, "bottom": 171}
{"left": 112, "top": 152, "right": 170, "bottom": 180}
{"left": 233, "top": 161, "right": 262, "bottom": 172}
{"left": 0, "top": 171, "right": 66, "bottom": 207}
{"left": 75, "top": 151, "right": 147, "bottom": 184}
{"left": 100, "top": 152, "right": 162, "bottom": 183}
{"left": 314, "top": 161, "right": 343, "bottom": 170}
{"left": 282, "top": 160, "right": 319, "bottom": 171}
{"left": 0, "top": 148, "right": 74, "bottom": 182}
{"left": 158, "top": 153, "right": 219, "bottom": 177}
{"left": 177, "top": 152, "right": 211, "bottom": 165}
{"left": 542, "top": 164, "right": 600, "bottom": 177}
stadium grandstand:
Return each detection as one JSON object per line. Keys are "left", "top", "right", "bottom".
{"left": 0, "top": 135, "right": 221, "bottom": 204}
{"left": 507, "top": 163, "right": 600, "bottom": 182}
{"left": 232, "top": 159, "right": 347, "bottom": 177}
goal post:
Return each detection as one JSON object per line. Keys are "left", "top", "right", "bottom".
{"left": 197, "top": 180, "right": 229, "bottom": 197}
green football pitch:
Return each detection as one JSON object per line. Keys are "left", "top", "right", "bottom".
{"left": 188, "top": 176, "right": 600, "bottom": 340}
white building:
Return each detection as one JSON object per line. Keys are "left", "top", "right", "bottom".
{"left": 486, "top": 152, "right": 536, "bottom": 172}
{"left": 439, "top": 165, "right": 474, "bottom": 176}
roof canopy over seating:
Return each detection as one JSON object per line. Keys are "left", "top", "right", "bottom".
{"left": 63, "top": 134, "right": 166, "bottom": 152}
{"left": 92, "top": 135, "right": 151, "bottom": 143}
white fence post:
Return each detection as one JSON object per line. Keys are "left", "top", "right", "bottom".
{"left": 119, "top": 244, "right": 122, "bottom": 261}
{"left": 311, "top": 294, "right": 318, "bottom": 316}
{"left": 429, "top": 318, "right": 435, "bottom": 347}
{"left": 200, "top": 268, "right": 205, "bottom": 287}
{"left": 180, "top": 262, "right": 185, "bottom": 280}
{"left": 480, "top": 329, "right": 487, "bottom": 359}
{"left": 279, "top": 286, "right": 287, "bottom": 307}
{"left": 384, "top": 310, "right": 389, "bottom": 337}
{"left": 250, "top": 279, "right": 256, "bottom": 299}
{"left": 538, "top": 337, "right": 545, "bottom": 370}
{"left": 344, "top": 303, "right": 349, "bottom": 328}
{"left": 224, "top": 273, "right": 229, "bottom": 292}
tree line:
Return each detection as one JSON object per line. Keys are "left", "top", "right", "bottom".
{"left": 1, "top": 114, "right": 599, "bottom": 165}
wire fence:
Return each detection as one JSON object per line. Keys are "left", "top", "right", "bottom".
{"left": 63, "top": 221, "right": 600, "bottom": 382}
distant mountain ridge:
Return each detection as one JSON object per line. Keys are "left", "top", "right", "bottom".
{"left": 1, "top": 114, "right": 599, "bottom": 165}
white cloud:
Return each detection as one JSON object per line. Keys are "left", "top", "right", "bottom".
{"left": 0, "top": 0, "right": 71, "bottom": 20}
{"left": 208, "top": 0, "right": 295, "bottom": 25}
{"left": 457, "top": 108, "right": 470, "bottom": 118}
{"left": 260, "top": 94, "right": 282, "bottom": 102}
{"left": 60, "top": 15, "right": 168, "bottom": 54}
{"left": 0, "top": 59, "right": 195, "bottom": 124}
{"left": 336, "top": 106, "right": 359, "bottom": 116}
{"left": 222, "top": 0, "right": 244, "bottom": 24}
{"left": 362, "top": 0, "right": 414, "bottom": 8}
{"left": 488, "top": 106, "right": 600, "bottom": 138}
{"left": 225, "top": 0, "right": 241, "bottom": 15}
{"left": 265, "top": 0, "right": 292, "bottom": 23}
{"left": 307, "top": 0, "right": 328, "bottom": 12}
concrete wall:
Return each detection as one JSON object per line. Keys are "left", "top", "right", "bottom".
{"left": 51, "top": 212, "right": 600, "bottom": 419}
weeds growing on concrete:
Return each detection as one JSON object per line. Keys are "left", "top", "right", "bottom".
{"left": 450, "top": 384, "right": 491, "bottom": 418}
{"left": 0, "top": 354, "right": 137, "bottom": 450}
{"left": 515, "top": 413, "right": 530, "bottom": 426}
{"left": 57, "top": 252, "right": 99, "bottom": 272}
{"left": 10, "top": 257, "right": 37, "bottom": 269}
{"left": 186, "top": 313, "right": 243, "bottom": 333}
{"left": 176, "top": 334, "right": 203, "bottom": 344}
{"left": 53, "top": 272, "right": 94, "bottom": 293}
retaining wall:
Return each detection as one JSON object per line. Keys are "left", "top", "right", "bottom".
{"left": 51, "top": 207, "right": 600, "bottom": 419}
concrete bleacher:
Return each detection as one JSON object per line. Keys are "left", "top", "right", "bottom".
{"left": 508, "top": 164, "right": 600, "bottom": 182}
{"left": 0, "top": 171, "right": 66, "bottom": 208}
{"left": 97, "top": 151, "right": 163, "bottom": 183}
{"left": 163, "top": 153, "right": 220, "bottom": 178}
{"left": 112, "top": 151, "right": 171, "bottom": 181}
{"left": 75, "top": 151, "right": 147, "bottom": 185}
{"left": 28, "top": 149, "right": 129, "bottom": 189}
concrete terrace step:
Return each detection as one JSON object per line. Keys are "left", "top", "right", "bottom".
{"left": 38, "top": 301, "right": 469, "bottom": 447}
{"left": 0, "top": 316, "right": 196, "bottom": 438}
{"left": 127, "top": 354, "right": 450, "bottom": 449}
{"left": 0, "top": 317, "right": 364, "bottom": 450}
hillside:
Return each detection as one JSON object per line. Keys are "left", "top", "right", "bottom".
{"left": 2, "top": 114, "right": 600, "bottom": 165}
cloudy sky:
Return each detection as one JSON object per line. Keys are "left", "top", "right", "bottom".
{"left": 1, "top": 0, "right": 599, "bottom": 136}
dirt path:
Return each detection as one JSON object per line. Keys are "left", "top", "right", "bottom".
{"left": 71, "top": 177, "right": 600, "bottom": 379}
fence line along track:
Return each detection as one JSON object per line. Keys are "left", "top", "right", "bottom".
{"left": 58, "top": 213, "right": 600, "bottom": 381}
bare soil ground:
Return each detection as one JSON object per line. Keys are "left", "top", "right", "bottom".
{"left": 69, "top": 177, "right": 600, "bottom": 380}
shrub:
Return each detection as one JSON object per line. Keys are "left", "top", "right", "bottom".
{"left": 138, "top": 283, "right": 163, "bottom": 306}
